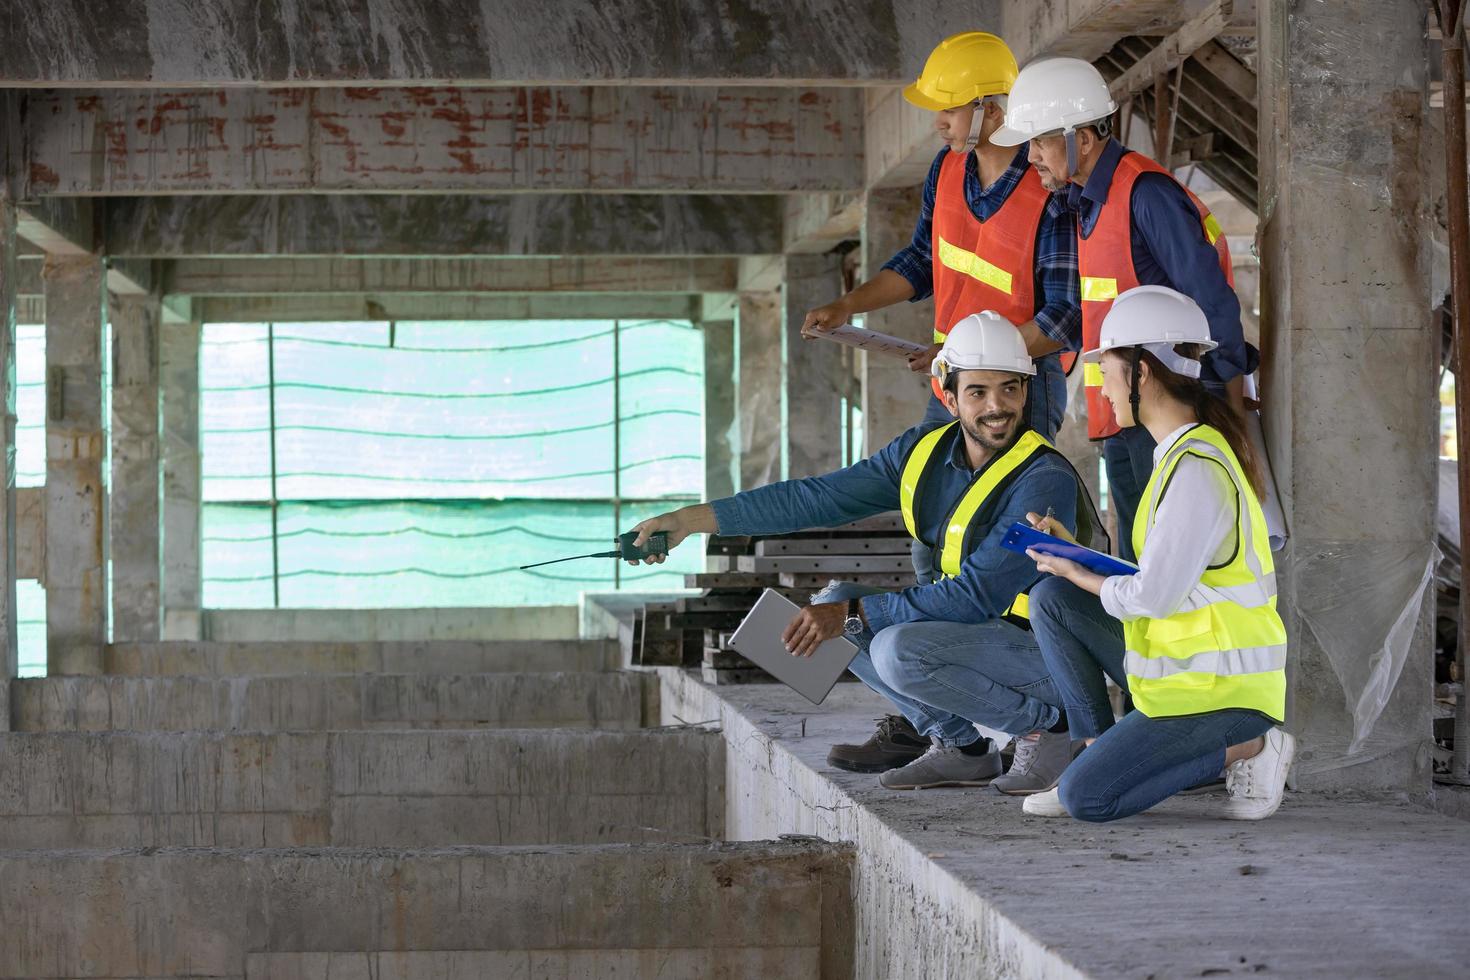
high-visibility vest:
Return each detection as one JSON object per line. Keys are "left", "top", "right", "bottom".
{"left": 1076, "top": 151, "right": 1233, "bottom": 440}
{"left": 1125, "top": 424, "right": 1286, "bottom": 722}
{"left": 930, "top": 154, "right": 1050, "bottom": 401}
{"left": 898, "top": 423, "right": 1060, "bottom": 627}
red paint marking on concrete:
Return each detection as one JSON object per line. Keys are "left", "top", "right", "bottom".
{"left": 29, "top": 162, "right": 59, "bottom": 191}
{"left": 344, "top": 88, "right": 382, "bottom": 101}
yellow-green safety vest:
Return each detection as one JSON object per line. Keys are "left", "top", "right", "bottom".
{"left": 1125, "top": 424, "right": 1287, "bottom": 721}
{"left": 898, "top": 423, "right": 1066, "bottom": 627}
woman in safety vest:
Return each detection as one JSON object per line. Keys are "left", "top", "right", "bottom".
{"left": 1019, "top": 285, "right": 1293, "bottom": 821}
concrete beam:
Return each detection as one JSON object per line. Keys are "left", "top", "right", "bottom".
{"left": 784, "top": 193, "right": 864, "bottom": 254}
{"left": 167, "top": 257, "right": 737, "bottom": 296}
{"left": 14, "top": 199, "right": 93, "bottom": 255}
{"left": 197, "top": 294, "right": 699, "bottom": 323}
{"left": 860, "top": 186, "right": 934, "bottom": 450}
{"left": 784, "top": 253, "right": 848, "bottom": 479}
{"left": 28, "top": 87, "right": 863, "bottom": 196}
{"left": 110, "top": 294, "right": 162, "bottom": 643}
{"left": 1107, "top": 1, "right": 1233, "bottom": 104}
{"left": 159, "top": 318, "right": 201, "bottom": 639}
{"left": 0, "top": 198, "right": 18, "bottom": 688}
{"left": 0, "top": 0, "right": 964, "bottom": 86}
{"left": 105, "top": 194, "right": 783, "bottom": 257}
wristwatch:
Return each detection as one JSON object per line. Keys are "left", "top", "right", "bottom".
{"left": 843, "top": 598, "right": 865, "bottom": 637}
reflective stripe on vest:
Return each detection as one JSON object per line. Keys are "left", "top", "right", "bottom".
{"left": 929, "top": 156, "right": 1049, "bottom": 401}
{"left": 898, "top": 422, "right": 1053, "bottom": 623}
{"left": 937, "top": 237, "right": 1015, "bottom": 294}
{"left": 1123, "top": 424, "right": 1286, "bottom": 721}
{"left": 1075, "top": 149, "right": 1233, "bottom": 441}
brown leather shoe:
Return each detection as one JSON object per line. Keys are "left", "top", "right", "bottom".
{"left": 826, "top": 715, "right": 929, "bottom": 773}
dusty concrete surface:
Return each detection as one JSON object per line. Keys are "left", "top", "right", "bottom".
{"left": 0, "top": 841, "right": 854, "bottom": 980}
{"left": 12, "top": 672, "right": 645, "bottom": 732}
{"left": 103, "top": 639, "right": 617, "bottom": 676}
{"left": 0, "top": 729, "right": 723, "bottom": 848}
{"left": 203, "top": 606, "right": 581, "bottom": 642}
{"left": 661, "top": 670, "right": 1470, "bottom": 980}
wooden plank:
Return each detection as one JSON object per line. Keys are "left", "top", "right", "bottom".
{"left": 738, "top": 555, "right": 914, "bottom": 574}
{"left": 754, "top": 538, "right": 911, "bottom": 557}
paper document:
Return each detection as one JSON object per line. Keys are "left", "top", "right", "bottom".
{"left": 817, "top": 323, "right": 931, "bottom": 359}
{"left": 999, "top": 522, "right": 1139, "bottom": 577}
{"left": 727, "top": 589, "right": 860, "bottom": 705}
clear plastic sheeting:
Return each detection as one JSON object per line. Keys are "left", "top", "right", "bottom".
{"left": 1292, "top": 540, "right": 1437, "bottom": 765}
{"left": 200, "top": 319, "right": 705, "bottom": 608}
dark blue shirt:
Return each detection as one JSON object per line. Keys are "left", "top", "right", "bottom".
{"left": 710, "top": 421, "right": 1080, "bottom": 633}
{"left": 881, "top": 146, "right": 1082, "bottom": 353}
{"left": 1070, "top": 138, "right": 1253, "bottom": 383}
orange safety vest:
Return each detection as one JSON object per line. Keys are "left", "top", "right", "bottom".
{"left": 1076, "top": 151, "right": 1233, "bottom": 440}
{"left": 930, "top": 153, "right": 1049, "bottom": 400}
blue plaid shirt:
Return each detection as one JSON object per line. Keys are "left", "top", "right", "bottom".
{"left": 881, "top": 146, "right": 1082, "bottom": 352}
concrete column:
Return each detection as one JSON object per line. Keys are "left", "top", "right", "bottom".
{"left": 110, "top": 293, "right": 161, "bottom": 642}
{"left": 0, "top": 197, "right": 19, "bottom": 705}
{"left": 860, "top": 186, "right": 932, "bottom": 452}
{"left": 160, "top": 315, "right": 202, "bottom": 640}
{"left": 782, "top": 252, "right": 847, "bottom": 479}
{"left": 1258, "top": 0, "right": 1434, "bottom": 792}
{"left": 43, "top": 254, "right": 107, "bottom": 675}
{"left": 701, "top": 318, "right": 738, "bottom": 500}
{"left": 737, "top": 291, "right": 782, "bottom": 490}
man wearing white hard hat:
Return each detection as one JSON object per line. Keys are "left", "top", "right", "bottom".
{"left": 800, "top": 32, "right": 1081, "bottom": 442}
{"left": 991, "top": 56, "right": 1251, "bottom": 563}
{"left": 625, "top": 314, "right": 1102, "bottom": 791}
{"left": 1020, "top": 286, "right": 1292, "bottom": 821}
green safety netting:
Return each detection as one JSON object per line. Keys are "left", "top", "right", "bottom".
{"left": 201, "top": 319, "right": 706, "bottom": 608}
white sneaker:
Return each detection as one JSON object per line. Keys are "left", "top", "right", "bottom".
{"left": 1022, "top": 785, "right": 1068, "bottom": 817}
{"left": 1222, "top": 728, "right": 1296, "bottom": 821}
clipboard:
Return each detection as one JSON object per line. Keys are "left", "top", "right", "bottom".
{"left": 727, "top": 589, "right": 860, "bottom": 705}
{"left": 1000, "top": 522, "right": 1139, "bottom": 577}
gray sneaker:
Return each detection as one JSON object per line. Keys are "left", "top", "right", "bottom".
{"left": 878, "top": 738, "right": 1002, "bottom": 790}
{"left": 991, "top": 730, "right": 1075, "bottom": 796}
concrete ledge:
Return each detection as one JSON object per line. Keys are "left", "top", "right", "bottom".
{"left": 660, "top": 669, "right": 1470, "bottom": 979}
{"left": 12, "top": 673, "right": 646, "bottom": 732}
{"left": 203, "top": 607, "right": 581, "bottom": 642}
{"left": 103, "top": 639, "right": 617, "bottom": 676}
{"left": 0, "top": 729, "right": 723, "bottom": 848}
{"left": 0, "top": 842, "right": 854, "bottom": 980}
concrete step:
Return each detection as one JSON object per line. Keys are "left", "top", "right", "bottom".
{"left": 0, "top": 729, "right": 722, "bottom": 848}
{"left": 0, "top": 842, "right": 854, "bottom": 979}
{"left": 104, "top": 639, "right": 617, "bottom": 676}
{"left": 11, "top": 672, "right": 647, "bottom": 733}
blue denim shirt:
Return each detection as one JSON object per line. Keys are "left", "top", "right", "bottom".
{"left": 881, "top": 146, "right": 1082, "bottom": 352}
{"left": 1069, "top": 138, "right": 1253, "bottom": 383}
{"left": 710, "top": 421, "right": 1080, "bottom": 633}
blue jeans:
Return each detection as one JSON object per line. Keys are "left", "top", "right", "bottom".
{"left": 1027, "top": 576, "right": 1273, "bottom": 822}
{"left": 1059, "top": 708, "right": 1273, "bottom": 822}
{"left": 914, "top": 355, "right": 1068, "bottom": 583}
{"left": 815, "top": 581, "right": 1062, "bottom": 745}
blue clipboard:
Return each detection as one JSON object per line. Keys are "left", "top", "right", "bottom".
{"left": 1000, "top": 522, "right": 1139, "bottom": 577}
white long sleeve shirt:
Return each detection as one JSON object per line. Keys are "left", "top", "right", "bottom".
{"left": 1100, "top": 424, "right": 1240, "bottom": 622}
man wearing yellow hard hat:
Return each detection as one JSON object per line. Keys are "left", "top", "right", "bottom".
{"left": 804, "top": 30, "right": 1078, "bottom": 436}
{"left": 803, "top": 31, "right": 1082, "bottom": 582}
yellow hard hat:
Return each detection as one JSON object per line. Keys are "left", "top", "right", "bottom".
{"left": 903, "top": 32, "right": 1019, "bottom": 112}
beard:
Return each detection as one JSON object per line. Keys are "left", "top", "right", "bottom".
{"left": 1033, "top": 166, "right": 1068, "bottom": 192}
{"left": 960, "top": 409, "right": 1020, "bottom": 452}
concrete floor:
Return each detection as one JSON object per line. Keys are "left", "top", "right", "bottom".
{"left": 662, "top": 670, "right": 1470, "bottom": 979}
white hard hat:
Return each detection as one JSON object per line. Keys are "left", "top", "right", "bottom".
{"left": 990, "top": 56, "right": 1117, "bottom": 147}
{"left": 932, "top": 311, "right": 1036, "bottom": 383}
{"left": 1081, "top": 285, "right": 1217, "bottom": 378}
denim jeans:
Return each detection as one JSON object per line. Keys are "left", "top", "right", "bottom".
{"left": 914, "top": 357, "right": 1068, "bottom": 583}
{"left": 1027, "top": 576, "right": 1273, "bottom": 822}
{"left": 1058, "top": 708, "right": 1273, "bottom": 822}
{"left": 814, "top": 581, "right": 1062, "bottom": 745}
